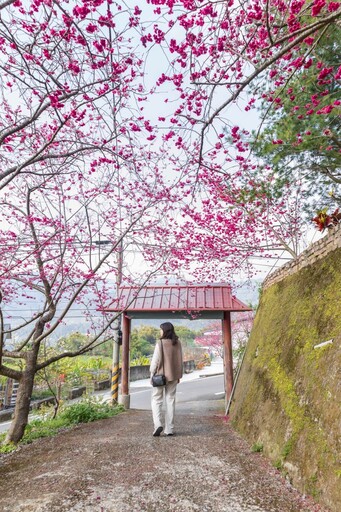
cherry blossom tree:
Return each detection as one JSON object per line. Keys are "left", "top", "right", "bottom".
{"left": 141, "top": 0, "right": 340, "bottom": 164}
{"left": 140, "top": 0, "right": 340, "bottom": 260}
{"left": 0, "top": 0, "right": 148, "bottom": 188}
{"left": 248, "top": 22, "right": 340, "bottom": 214}
{"left": 0, "top": 0, "right": 179, "bottom": 443}
{"left": 231, "top": 310, "right": 255, "bottom": 359}
{"left": 1, "top": 0, "right": 339, "bottom": 444}
{"left": 195, "top": 312, "right": 254, "bottom": 360}
{"left": 0, "top": 161, "right": 178, "bottom": 442}
{"left": 195, "top": 321, "right": 224, "bottom": 357}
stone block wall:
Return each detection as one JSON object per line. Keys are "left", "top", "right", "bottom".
{"left": 263, "top": 223, "right": 341, "bottom": 290}
{"left": 230, "top": 233, "right": 341, "bottom": 512}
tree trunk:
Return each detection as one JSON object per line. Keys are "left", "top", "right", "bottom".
{"left": 5, "top": 362, "right": 36, "bottom": 444}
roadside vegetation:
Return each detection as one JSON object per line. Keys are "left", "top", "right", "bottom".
{"left": 35, "top": 325, "right": 204, "bottom": 399}
{"left": 1, "top": 320, "right": 249, "bottom": 443}
{"left": 0, "top": 396, "right": 124, "bottom": 454}
{"left": 0, "top": 325, "right": 208, "bottom": 419}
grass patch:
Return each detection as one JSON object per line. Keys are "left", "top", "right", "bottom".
{"left": 0, "top": 397, "right": 124, "bottom": 453}
{"left": 251, "top": 442, "right": 264, "bottom": 453}
{"left": 21, "top": 416, "right": 70, "bottom": 444}
{"left": 282, "top": 438, "right": 294, "bottom": 459}
{"left": 274, "top": 459, "right": 283, "bottom": 471}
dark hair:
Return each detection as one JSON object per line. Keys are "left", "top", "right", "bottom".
{"left": 160, "top": 322, "right": 178, "bottom": 345}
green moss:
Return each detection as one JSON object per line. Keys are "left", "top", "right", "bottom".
{"left": 230, "top": 247, "right": 341, "bottom": 509}
{"left": 248, "top": 249, "right": 341, "bottom": 435}
{"left": 268, "top": 359, "right": 305, "bottom": 433}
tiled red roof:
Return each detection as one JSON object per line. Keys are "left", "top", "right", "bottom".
{"left": 106, "top": 285, "right": 251, "bottom": 312}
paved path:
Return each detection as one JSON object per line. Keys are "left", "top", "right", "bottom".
{"left": 0, "top": 400, "right": 325, "bottom": 512}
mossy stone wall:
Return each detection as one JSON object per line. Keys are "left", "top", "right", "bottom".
{"left": 230, "top": 248, "right": 341, "bottom": 512}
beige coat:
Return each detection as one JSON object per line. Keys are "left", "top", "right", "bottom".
{"left": 150, "top": 338, "right": 183, "bottom": 382}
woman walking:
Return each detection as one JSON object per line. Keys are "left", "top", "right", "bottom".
{"left": 150, "top": 322, "right": 183, "bottom": 437}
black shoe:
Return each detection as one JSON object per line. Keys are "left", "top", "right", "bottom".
{"left": 153, "top": 426, "right": 163, "bottom": 437}
{"left": 166, "top": 433, "right": 174, "bottom": 436}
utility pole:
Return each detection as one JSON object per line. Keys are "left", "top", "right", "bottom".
{"left": 95, "top": 239, "right": 123, "bottom": 405}
{"left": 111, "top": 241, "right": 123, "bottom": 405}
{"left": 106, "top": 0, "right": 124, "bottom": 406}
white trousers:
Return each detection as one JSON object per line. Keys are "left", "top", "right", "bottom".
{"left": 151, "top": 380, "right": 178, "bottom": 435}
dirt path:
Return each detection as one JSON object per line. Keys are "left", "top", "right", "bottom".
{"left": 0, "top": 401, "right": 327, "bottom": 512}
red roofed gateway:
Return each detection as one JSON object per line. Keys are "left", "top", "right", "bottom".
{"left": 107, "top": 284, "right": 250, "bottom": 316}
{"left": 104, "top": 284, "right": 252, "bottom": 408}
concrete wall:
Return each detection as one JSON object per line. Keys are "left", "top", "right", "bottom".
{"left": 0, "top": 409, "right": 13, "bottom": 422}
{"left": 230, "top": 226, "right": 341, "bottom": 512}
{"left": 68, "top": 386, "right": 86, "bottom": 400}
{"left": 118, "top": 360, "right": 195, "bottom": 383}
{"left": 129, "top": 365, "right": 150, "bottom": 381}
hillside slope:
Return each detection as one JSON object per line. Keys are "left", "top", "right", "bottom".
{"left": 230, "top": 246, "right": 341, "bottom": 512}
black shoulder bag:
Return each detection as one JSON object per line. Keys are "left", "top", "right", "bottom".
{"left": 152, "top": 340, "right": 166, "bottom": 387}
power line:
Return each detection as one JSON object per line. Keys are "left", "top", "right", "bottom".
{"left": 2, "top": 308, "right": 109, "bottom": 312}
{"left": 5, "top": 315, "right": 105, "bottom": 320}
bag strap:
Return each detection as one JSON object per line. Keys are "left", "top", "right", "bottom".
{"left": 159, "top": 339, "right": 164, "bottom": 374}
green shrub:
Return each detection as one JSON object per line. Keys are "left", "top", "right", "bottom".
{"left": 0, "top": 397, "right": 124, "bottom": 453}
{"left": 60, "top": 396, "right": 124, "bottom": 425}
{"left": 1, "top": 443, "right": 17, "bottom": 453}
